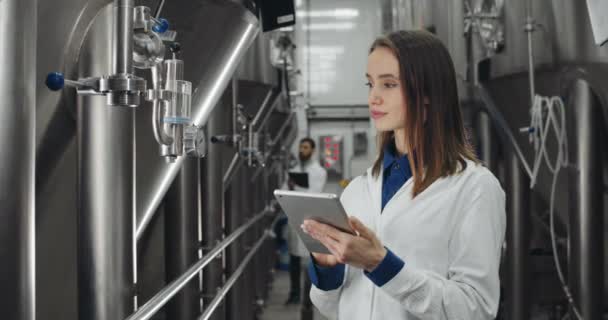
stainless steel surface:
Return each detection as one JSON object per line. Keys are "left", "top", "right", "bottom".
{"left": 126, "top": 209, "right": 270, "bottom": 320}
{"left": 505, "top": 152, "right": 531, "bottom": 320}
{"left": 524, "top": 0, "right": 535, "bottom": 105}
{"left": 76, "top": 4, "right": 134, "bottom": 320}
{"left": 133, "top": 6, "right": 165, "bottom": 69}
{"left": 136, "top": 1, "right": 259, "bottom": 241}
{"left": 113, "top": 0, "right": 133, "bottom": 75}
{"left": 239, "top": 165, "right": 257, "bottom": 320}
{"left": 586, "top": 0, "right": 608, "bottom": 45}
{"left": 250, "top": 89, "right": 280, "bottom": 131}
{"left": 201, "top": 98, "right": 233, "bottom": 320}
{"left": 200, "top": 230, "right": 271, "bottom": 320}
{"left": 475, "top": 110, "right": 497, "bottom": 171}
{"left": 224, "top": 166, "right": 248, "bottom": 320}
{"left": 0, "top": 0, "right": 36, "bottom": 319}
{"left": 475, "top": 84, "right": 533, "bottom": 177}
{"left": 270, "top": 112, "right": 296, "bottom": 147}
{"left": 568, "top": 79, "right": 603, "bottom": 319}
{"left": 391, "top": 1, "right": 608, "bottom": 83}
{"left": 165, "top": 158, "right": 200, "bottom": 320}
{"left": 36, "top": 0, "right": 111, "bottom": 190}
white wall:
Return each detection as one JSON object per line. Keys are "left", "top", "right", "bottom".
{"left": 294, "top": 0, "right": 382, "bottom": 106}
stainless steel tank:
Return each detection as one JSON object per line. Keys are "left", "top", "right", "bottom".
{"left": 0, "top": 0, "right": 37, "bottom": 319}
{"left": 136, "top": 0, "right": 260, "bottom": 241}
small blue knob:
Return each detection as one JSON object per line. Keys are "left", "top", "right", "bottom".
{"left": 152, "top": 18, "right": 169, "bottom": 33}
{"left": 46, "top": 72, "right": 65, "bottom": 91}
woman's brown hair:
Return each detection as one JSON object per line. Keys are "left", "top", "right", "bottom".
{"left": 370, "top": 30, "right": 479, "bottom": 197}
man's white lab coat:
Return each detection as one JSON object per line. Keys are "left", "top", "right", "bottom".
{"left": 284, "top": 159, "right": 328, "bottom": 257}
{"left": 310, "top": 159, "right": 506, "bottom": 320}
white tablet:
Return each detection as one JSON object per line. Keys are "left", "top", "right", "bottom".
{"left": 273, "top": 189, "right": 355, "bottom": 254}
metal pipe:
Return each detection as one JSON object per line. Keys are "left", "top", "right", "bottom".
{"left": 153, "top": 99, "right": 173, "bottom": 145}
{"left": 223, "top": 153, "right": 243, "bottom": 191}
{"left": 126, "top": 209, "right": 269, "bottom": 320}
{"left": 113, "top": 0, "right": 133, "bottom": 75}
{"left": 0, "top": 0, "right": 36, "bottom": 319}
{"left": 525, "top": 0, "right": 536, "bottom": 105}
{"left": 252, "top": 177, "right": 266, "bottom": 305}
{"left": 270, "top": 112, "right": 296, "bottom": 146}
{"left": 250, "top": 89, "right": 279, "bottom": 131}
{"left": 240, "top": 166, "right": 257, "bottom": 320}
{"left": 200, "top": 229, "right": 272, "bottom": 320}
{"left": 225, "top": 167, "right": 247, "bottom": 320}
{"left": 568, "top": 79, "right": 603, "bottom": 319}
{"left": 201, "top": 104, "right": 229, "bottom": 320}
{"left": 232, "top": 77, "right": 239, "bottom": 137}
{"left": 77, "top": 5, "right": 135, "bottom": 320}
{"left": 476, "top": 110, "right": 497, "bottom": 172}
{"left": 505, "top": 152, "right": 530, "bottom": 320}
{"left": 165, "top": 158, "right": 200, "bottom": 320}
{"left": 151, "top": 64, "right": 173, "bottom": 145}
{"left": 154, "top": 0, "right": 165, "bottom": 18}
{"left": 248, "top": 120, "right": 254, "bottom": 167}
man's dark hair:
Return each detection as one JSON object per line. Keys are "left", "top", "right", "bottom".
{"left": 299, "top": 137, "right": 315, "bottom": 149}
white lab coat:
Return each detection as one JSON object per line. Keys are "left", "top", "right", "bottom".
{"left": 310, "top": 159, "right": 506, "bottom": 320}
{"left": 284, "top": 159, "right": 328, "bottom": 257}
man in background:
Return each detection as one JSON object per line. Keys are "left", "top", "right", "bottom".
{"left": 284, "top": 137, "right": 327, "bottom": 304}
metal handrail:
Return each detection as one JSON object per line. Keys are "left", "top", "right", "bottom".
{"left": 223, "top": 153, "right": 243, "bottom": 192}
{"left": 126, "top": 208, "right": 272, "bottom": 320}
{"left": 198, "top": 215, "right": 278, "bottom": 320}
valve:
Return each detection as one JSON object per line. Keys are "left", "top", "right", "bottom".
{"left": 183, "top": 125, "right": 206, "bottom": 158}
{"left": 152, "top": 18, "right": 169, "bottom": 33}
{"left": 45, "top": 72, "right": 65, "bottom": 91}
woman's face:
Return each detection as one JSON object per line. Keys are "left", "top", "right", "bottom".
{"left": 366, "top": 47, "right": 407, "bottom": 132}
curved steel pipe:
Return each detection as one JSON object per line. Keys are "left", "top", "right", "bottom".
{"left": 152, "top": 99, "right": 173, "bottom": 145}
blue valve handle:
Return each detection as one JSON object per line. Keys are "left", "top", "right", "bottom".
{"left": 46, "top": 72, "right": 64, "bottom": 91}
{"left": 152, "top": 18, "right": 169, "bottom": 33}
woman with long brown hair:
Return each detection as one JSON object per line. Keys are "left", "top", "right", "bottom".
{"left": 301, "top": 30, "right": 506, "bottom": 319}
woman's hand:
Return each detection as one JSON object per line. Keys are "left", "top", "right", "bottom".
{"left": 301, "top": 217, "right": 387, "bottom": 272}
{"left": 310, "top": 252, "right": 341, "bottom": 268}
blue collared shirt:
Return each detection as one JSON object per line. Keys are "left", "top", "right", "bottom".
{"left": 307, "top": 140, "right": 408, "bottom": 290}
{"left": 381, "top": 141, "right": 412, "bottom": 211}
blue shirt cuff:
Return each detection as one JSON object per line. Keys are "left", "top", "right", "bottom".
{"left": 307, "top": 257, "right": 345, "bottom": 291}
{"left": 364, "top": 247, "right": 404, "bottom": 287}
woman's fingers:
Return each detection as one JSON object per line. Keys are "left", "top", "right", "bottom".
{"left": 303, "top": 219, "right": 344, "bottom": 241}
{"left": 348, "top": 216, "right": 375, "bottom": 241}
